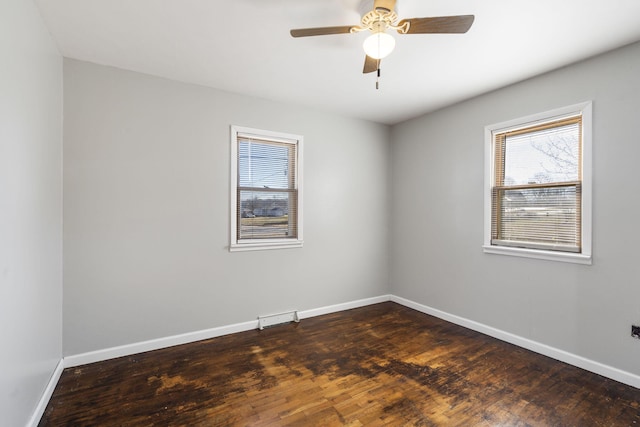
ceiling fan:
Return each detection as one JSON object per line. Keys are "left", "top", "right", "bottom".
{"left": 290, "top": 0, "right": 474, "bottom": 83}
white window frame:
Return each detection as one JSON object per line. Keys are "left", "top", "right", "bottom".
{"left": 230, "top": 125, "right": 303, "bottom": 252}
{"left": 483, "top": 102, "right": 592, "bottom": 265}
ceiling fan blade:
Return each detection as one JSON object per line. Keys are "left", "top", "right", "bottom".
{"left": 363, "top": 55, "right": 379, "bottom": 74}
{"left": 290, "top": 25, "right": 354, "bottom": 38}
{"left": 398, "top": 15, "right": 475, "bottom": 34}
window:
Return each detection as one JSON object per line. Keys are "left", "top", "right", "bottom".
{"left": 484, "top": 102, "right": 592, "bottom": 264}
{"left": 230, "top": 126, "right": 303, "bottom": 251}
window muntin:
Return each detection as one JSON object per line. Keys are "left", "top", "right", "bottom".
{"left": 230, "top": 126, "right": 303, "bottom": 251}
{"left": 484, "top": 102, "right": 592, "bottom": 264}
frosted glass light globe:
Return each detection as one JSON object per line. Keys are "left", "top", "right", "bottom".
{"left": 363, "top": 32, "right": 395, "bottom": 59}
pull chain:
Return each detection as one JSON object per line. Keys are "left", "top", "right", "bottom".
{"left": 376, "top": 61, "right": 381, "bottom": 90}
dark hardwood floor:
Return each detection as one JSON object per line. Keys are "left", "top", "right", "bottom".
{"left": 40, "top": 302, "right": 640, "bottom": 426}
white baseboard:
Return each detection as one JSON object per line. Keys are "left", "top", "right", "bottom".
{"left": 298, "top": 295, "right": 391, "bottom": 319}
{"left": 27, "top": 359, "right": 64, "bottom": 427}
{"left": 390, "top": 295, "right": 640, "bottom": 390}
{"left": 64, "top": 319, "right": 259, "bottom": 368}
{"left": 64, "top": 295, "right": 392, "bottom": 368}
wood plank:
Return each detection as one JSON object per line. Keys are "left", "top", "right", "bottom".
{"left": 39, "top": 302, "right": 640, "bottom": 426}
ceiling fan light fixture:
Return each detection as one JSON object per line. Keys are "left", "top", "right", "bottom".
{"left": 363, "top": 31, "right": 395, "bottom": 59}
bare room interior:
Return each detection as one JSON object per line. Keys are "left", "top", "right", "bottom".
{"left": 3, "top": 0, "right": 640, "bottom": 425}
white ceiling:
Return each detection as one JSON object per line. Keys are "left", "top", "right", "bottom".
{"left": 35, "top": 0, "right": 640, "bottom": 125}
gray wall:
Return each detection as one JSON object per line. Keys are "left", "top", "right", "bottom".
{"left": 63, "top": 59, "right": 390, "bottom": 355}
{"left": 51, "top": 18, "right": 640, "bottom": 389}
{"left": 0, "top": 0, "right": 63, "bottom": 425}
{"left": 390, "top": 41, "right": 640, "bottom": 376}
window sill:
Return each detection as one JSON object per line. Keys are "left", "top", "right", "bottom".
{"left": 483, "top": 245, "right": 592, "bottom": 265}
{"left": 230, "top": 240, "right": 304, "bottom": 252}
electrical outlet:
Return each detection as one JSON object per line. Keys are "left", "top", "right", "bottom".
{"left": 632, "top": 325, "right": 640, "bottom": 339}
